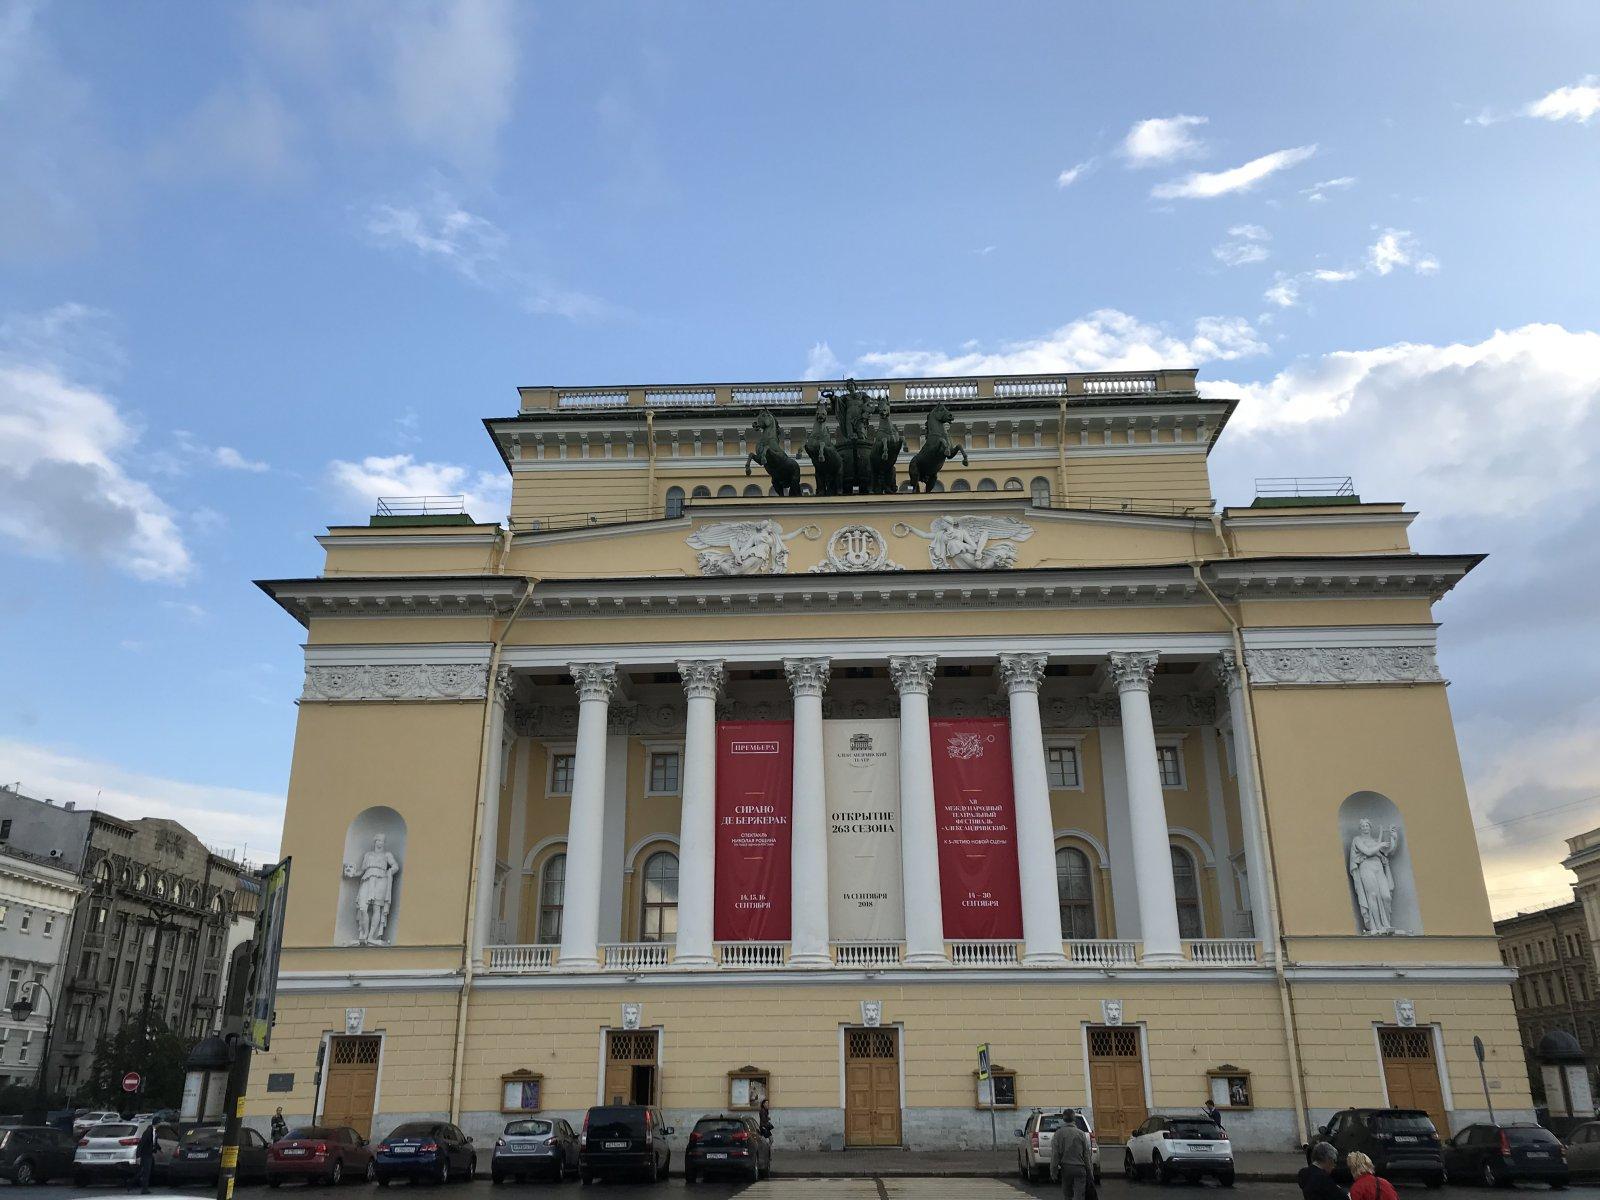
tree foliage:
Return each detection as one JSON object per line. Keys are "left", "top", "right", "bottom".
{"left": 84, "top": 1019, "right": 190, "bottom": 1110}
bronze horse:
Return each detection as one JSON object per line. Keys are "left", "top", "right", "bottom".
{"left": 906, "top": 402, "right": 968, "bottom": 492}
{"left": 804, "top": 402, "right": 843, "bottom": 496}
{"left": 744, "top": 410, "right": 802, "bottom": 496}
{"left": 868, "top": 403, "right": 905, "bottom": 494}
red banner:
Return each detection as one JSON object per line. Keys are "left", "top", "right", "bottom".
{"left": 714, "top": 721, "right": 794, "bottom": 941}
{"left": 930, "top": 718, "right": 1023, "bottom": 939}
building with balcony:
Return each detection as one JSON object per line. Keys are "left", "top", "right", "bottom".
{"left": 253, "top": 368, "right": 1524, "bottom": 1149}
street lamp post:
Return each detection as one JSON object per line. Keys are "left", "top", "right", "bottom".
{"left": 11, "top": 980, "right": 58, "bottom": 1119}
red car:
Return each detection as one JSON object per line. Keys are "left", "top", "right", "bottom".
{"left": 267, "top": 1126, "right": 374, "bottom": 1187}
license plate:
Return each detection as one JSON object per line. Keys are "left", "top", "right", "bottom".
{"left": 1525, "top": 1151, "right": 1551, "bottom": 1158}
{"left": 391, "top": 1146, "right": 416, "bottom": 1155}
{"left": 706, "top": 1153, "right": 728, "bottom": 1160}
{"left": 507, "top": 1141, "right": 543, "bottom": 1151}
{"left": 281, "top": 1149, "right": 307, "bottom": 1157}
{"left": 1395, "top": 1135, "right": 1418, "bottom": 1144}
{"left": 603, "top": 1141, "right": 629, "bottom": 1150}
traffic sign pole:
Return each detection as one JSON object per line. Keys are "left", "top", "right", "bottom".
{"left": 1474, "top": 1035, "right": 1496, "bottom": 1125}
{"left": 122, "top": 1071, "right": 141, "bottom": 1095}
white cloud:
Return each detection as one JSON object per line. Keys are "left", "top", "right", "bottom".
{"left": 1212, "top": 224, "right": 1271, "bottom": 267}
{"left": 1367, "top": 228, "right": 1439, "bottom": 276}
{"left": 1311, "top": 268, "right": 1359, "bottom": 283}
{"left": 1301, "top": 176, "right": 1356, "bottom": 202}
{"left": 802, "top": 341, "right": 844, "bottom": 380}
{"left": 328, "top": 453, "right": 510, "bottom": 523}
{"left": 148, "top": 80, "right": 301, "bottom": 184}
{"left": 1056, "top": 159, "right": 1094, "bottom": 188}
{"left": 1263, "top": 276, "right": 1300, "bottom": 308}
{"left": 0, "top": 304, "right": 190, "bottom": 580}
{"left": 213, "top": 445, "right": 269, "bottom": 472}
{"left": 0, "top": 737, "right": 283, "bottom": 861}
{"left": 1119, "top": 115, "right": 1208, "bottom": 166}
{"left": 848, "top": 309, "right": 1266, "bottom": 378}
{"left": 1152, "top": 144, "right": 1317, "bottom": 200}
{"left": 1526, "top": 75, "right": 1600, "bottom": 125}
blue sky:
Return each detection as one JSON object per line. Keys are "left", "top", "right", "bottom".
{"left": 1, "top": 1, "right": 1597, "bottom": 911}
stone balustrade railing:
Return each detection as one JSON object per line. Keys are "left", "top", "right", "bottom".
{"left": 947, "top": 939, "right": 1022, "bottom": 967}
{"left": 717, "top": 941, "right": 788, "bottom": 968}
{"left": 600, "top": 942, "right": 673, "bottom": 970}
{"left": 831, "top": 940, "right": 905, "bottom": 969}
{"left": 1183, "top": 938, "right": 1260, "bottom": 966}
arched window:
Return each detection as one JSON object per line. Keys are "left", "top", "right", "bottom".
{"left": 1056, "top": 846, "right": 1096, "bottom": 939}
{"left": 665, "top": 487, "right": 685, "bottom": 518}
{"left": 976, "top": 478, "right": 998, "bottom": 492}
{"left": 717, "top": 485, "right": 737, "bottom": 497}
{"left": 1003, "top": 477, "right": 1023, "bottom": 492}
{"left": 691, "top": 485, "right": 711, "bottom": 499}
{"left": 94, "top": 860, "right": 112, "bottom": 889}
{"left": 537, "top": 854, "right": 566, "bottom": 945}
{"left": 640, "top": 851, "right": 679, "bottom": 943}
{"left": 1030, "top": 477, "right": 1052, "bottom": 506}
{"left": 743, "top": 484, "right": 763, "bottom": 497}
{"left": 950, "top": 478, "right": 971, "bottom": 492}
{"left": 930, "top": 480, "right": 945, "bottom": 492}
{"left": 1171, "top": 845, "right": 1204, "bottom": 938}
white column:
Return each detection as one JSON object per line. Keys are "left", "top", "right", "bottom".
{"left": 1199, "top": 727, "right": 1240, "bottom": 936}
{"left": 889, "top": 655, "right": 946, "bottom": 966}
{"left": 1097, "top": 723, "right": 1142, "bottom": 940}
{"left": 785, "top": 657, "right": 831, "bottom": 966}
{"left": 1108, "top": 651, "right": 1183, "bottom": 965}
{"left": 1219, "top": 651, "right": 1277, "bottom": 961}
{"left": 473, "top": 666, "right": 514, "bottom": 956}
{"left": 674, "top": 659, "right": 724, "bottom": 966}
{"left": 558, "top": 661, "right": 618, "bottom": 970}
{"left": 505, "top": 736, "right": 530, "bottom": 939}
{"left": 998, "top": 653, "right": 1067, "bottom": 965}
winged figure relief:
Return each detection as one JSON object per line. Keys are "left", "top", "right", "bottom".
{"left": 896, "top": 514, "right": 1034, "bottom": 570}
{"left": 686, "top": 519, "right": 814, "bottom": 575}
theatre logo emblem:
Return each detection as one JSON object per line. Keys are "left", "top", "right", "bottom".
{"left": 946, "top": 731, "right": 988, "bottom": 760}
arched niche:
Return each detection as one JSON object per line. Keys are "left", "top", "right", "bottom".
{"left": 1338, "top": 791, "right": 1421, "bottom": 936}
{"left": 336, "top": 805, "right": 408, "bottom": 946}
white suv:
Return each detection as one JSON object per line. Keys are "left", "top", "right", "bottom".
{"left": 1125, "top": 1113, "right": 1233, "bottom": 1186}
{"left": 1014, "top": 1109, "right": 1100, "bottom": 1185}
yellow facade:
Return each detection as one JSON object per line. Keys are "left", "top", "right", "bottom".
{"left": 254, "top": 369, "right": 1524, "bottom": 1152}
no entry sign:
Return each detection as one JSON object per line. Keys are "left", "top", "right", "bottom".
{"left": 122, "top": 1071, "right": 141, "bottom": 1093}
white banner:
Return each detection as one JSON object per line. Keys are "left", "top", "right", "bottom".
{"left": 823, "top": 719, "right": 904, "bottom": 941}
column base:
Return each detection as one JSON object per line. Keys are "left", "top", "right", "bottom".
{"left": 672, "top": 953, "right": 715, "bottom": 968}
{"left": 1021, "top": 951, "right": 1068, "bottom": 967}
{"left": 1140, "top": 949, "right": 1185, "bottom": 966}
{"left": 904, "top": 951, "right": 952, "bottom": 967}
{"left": 788, "top": 951, "right": 833, "bottom": 967}
{"left": 557, "top": 954, "right": 601, "bottom": 972}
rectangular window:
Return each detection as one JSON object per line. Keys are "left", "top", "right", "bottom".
{"left": 0, "top": 1030, "right": 8, "bottom": 1061}
{"left": 0, "top": 819, "right": 10, "bottom": 840}
{"left": 3, "top": 970, "right": 17, "bottom": 1007}
{"left": 648, "top": 751, "right": 681, "bottom": 794}
{"left": 1157, "top": 744, "right": 1186, "bottom": 789}
{"left": 0, "top": 905, "right": 8, "bottom": 927}
{"left": 42, "top": 916, "right": 53, "bottom": 938}
{"left": 77, "top": 953, "right": 97, "bottom": 982}
{"left": 121, "top": 960, "right": 134, "bottom": 989}
{"left": 549, "top": 753, "right": 576, "bottom": 794}
{"left": 19, "top": 1032, "right": 30, "bottom": 1063}
{"left": 1045, "top": 745, "right": 1081, "bottom": 789}
{"left": 89, "top": 906, "right": 107, "bottom": 933}
{"left": 18, "top": 911, "right": 29, "bottom": 934}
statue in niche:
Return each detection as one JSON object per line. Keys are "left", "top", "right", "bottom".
{"left": 744, "top": 410, "right": 802, "bottom": 496}
{"left": 343, "top": 834, "right": 401, "bottom": 945}
{"left": 1348, "top": 818, "right": 1401, "bottom": 934}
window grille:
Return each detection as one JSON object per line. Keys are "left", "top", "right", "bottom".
{"left": 607, "top": 1031, "right": 657, "bottom": 1060}
{"left": 1157, "top": 745, "right": 1184, "bottom": 788}
{"left": 332, "top": 1036, "right": 381, "bottom": 1066}
{"left": 1378, "top": 1028, "right": 1434, "bottom": 1060}
{"left": 1087, "top": 1027, "right": 1141, "bottom": 1058}
{"left": 846, "top": 1030, "right": 897, "bottom": 1059}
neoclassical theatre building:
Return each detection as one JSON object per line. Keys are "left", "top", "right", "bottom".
{"left": 254, "top": 368, "right": 1527, "bottom": 1150}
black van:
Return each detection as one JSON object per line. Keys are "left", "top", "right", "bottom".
{"left": 578, "top": 1105, "right": 673, "bottom": 1184}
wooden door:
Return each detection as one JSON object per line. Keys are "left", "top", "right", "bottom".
{"left": 1378, "top": 1027, "right": 1448, "bottom": 1136}
{"left": 1086, "top": 1026, "right": 1147, "bottom": 1144}
{"left": 603, "top": 1031, "right": 659, "bottom": 1105}
{"left": 844, "top": 1028, "right": 901, "bottom": 1147}
{"left": 321, "top": 1036, "right": 381, "bottom": 1138}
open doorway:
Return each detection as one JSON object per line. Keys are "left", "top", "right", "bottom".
{"left": 603, "top": 1030, "right": 659, "bottom": 1105}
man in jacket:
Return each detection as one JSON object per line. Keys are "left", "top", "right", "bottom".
{"left": 1298, "top": 1141, "right": 1349, "bottom": 1200}
{"left": 1049, "top": 1110, "right": 1093, "bottom": 1200}
{"left": 134, "top": 1122, "right": 156, "bottom": 1195}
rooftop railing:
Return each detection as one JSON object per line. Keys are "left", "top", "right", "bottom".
{"left": 374, "top": 495, "right": 468, "bottom": 517}
{"left": 1253, "top": 476, "right": 1354, "bottom": 499}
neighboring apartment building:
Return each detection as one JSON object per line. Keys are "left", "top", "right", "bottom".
{"left": 0, "top": 787, "right": 251, "bottom": 1093}
{"left": 0, "top": 844, "right": 83, "bottom": 1089}
{"left": 1496, "top": 900, "right": 1600, "bottom": 1100}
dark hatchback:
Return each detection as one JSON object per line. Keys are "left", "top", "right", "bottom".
{"left": 684, "top": 1115, "right": 770, "bottom": 1184}
{"left": 169, "top": 1126, "right": 272, "bottom": 1184}
{"left": 578, "top": 1106, "right": 672, "bottom": 1184}
{"left": 1310, "top": 1108, "right": 1444, "bottom": 1187}
{"left": 374, "top": 1121, "right": 476, "bottom": 1185}
{"left": 0, "top": 1125, "right": 78, "bottom": 1184}
{"left": 490, "top": 1117, "right": 577, "bottom": 1183}
{"left": 1443, "top": 1122, "right": 1567, "bottom": 1188}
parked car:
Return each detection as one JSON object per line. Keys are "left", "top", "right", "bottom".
{"left": 684, "top": 1114, "right": 770, "bottom": 1184}
{"left": 73, "top": 1120, "right": 181, "bottom": 1186}
{"left": 1125, "top": 1113, "right": 1234, "bottom": 1186}
{"left": 1566, "top": 1120, "right": 1600, "bottom": 1178}
{"left": 491, "top": 1116, "right": 578, "bottom": 1183}
{"left": 578, "top": 1105, "right": 672, "bottom": 1184}
{"left": 72, "top": 1111, "right": 121, "bottom": 1138}
{"left": 168, "top": 1125, "right": 272, "bottom": 1185}
{"left": 1442, "top": 1122, "right": 1567, "bottom": 1188}
{"left": 1308, "top": 1107, "right": 1444, "bottom": 1188}
{"left": 373, "top": 1121, "right": 476, "bottom": 1185}
{"left": 1014, "top": 1108, "right": 1101, "bottom": 1185}
{"left": 0, "top": 1124, "right": 79, "bottom": 1184}
{"left": 266, "top": 1125, "right": 374, "bottom": 1186}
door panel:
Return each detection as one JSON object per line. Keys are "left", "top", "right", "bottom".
{"left": 844, "top": 1028, "right": 901, "bottom": 1147}
{"left": 1378, "top": 1027, "right": 1449, "bottom": 1137}
{"left": 1087, "top": 1026, "right": 1147, "bottom": 1144}
{"left": 322, "top": 1036, "right": 381, "bottom": 1139}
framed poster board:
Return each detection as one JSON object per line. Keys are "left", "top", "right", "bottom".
{"left": 1207, "top": 1066, "right": 1252, "bottom": 1110}
{"left": 727, "top": 1067, "right": 770, "bottom": 1110}
{"left": 500, "top": 1071, "right": 544, "bottom": 1114}
{"left": 974, "top": 1067, "right": 1018, "bottom": 1110}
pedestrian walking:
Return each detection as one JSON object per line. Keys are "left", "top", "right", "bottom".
{"left": 1346, "top": 1151, "right": 1396, "bottom": 1200}
{"left": 1049, "top": 1109, "right": 1093, "bottom": 1200}
{"left": 133, "top": 1122, "right": 156, "bottom": 1195}
{"left": 757, "top": 1098, "right": 773, "bottom": 1141}
{"left": 1297, "top": 1141, "right": 1349, "bottom": 1200}
{"left": 271, "top": 1107, "right": 288, "bottom": 1142}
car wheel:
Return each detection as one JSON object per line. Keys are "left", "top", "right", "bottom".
{"left": 1480, "top": 1160, "right": 1501, "bottom": 1188}
{"left": 365, "top": 1161, "right": 376, "bottom": 1184}
{"left": 13, "top": 1157, "right": 35, "bottom": 1186}
{"left": 1218, "top": 1170, "right": 1235, "bottom": 1189}
{"left": 437, "top": 1159, "right": 450, "bottom": 1186}
{"left": 1124, "top": 1149, "right": 1138, "bottom": 1183}
{"left": 327, "top": 1159, "right": 344, "bottom": 1187}
{"left": 268, "top": 1176, "right": 282, "bottom": 1188}
{"left": 1153, "top": 1152, "right": 1171, "bottom": 1185}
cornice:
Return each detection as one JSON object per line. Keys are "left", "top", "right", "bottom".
{"left": 257, "top": 576, "right": 528, "bottom": 628}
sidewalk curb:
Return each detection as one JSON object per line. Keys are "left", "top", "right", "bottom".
{"left": 766, "top": 1169, "right": 1301, "bottom": 1182}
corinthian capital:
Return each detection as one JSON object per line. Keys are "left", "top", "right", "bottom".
{"left": 569, "top": 661, "right": 619, "bottom": 703}
{"left": 783, "top": 656, "right": 831, "bottom": 699}
{"left": 677, "top": 659, "right": 725, "bottom": 701}
{"left": 997, "top": 653, "right": 1047, "bottom": 695}
{"left": 888, "top": 655, "right": 938, "bottom": 697}
{"left": 1107, "top": 651, "right": 1158, "bottom": 693}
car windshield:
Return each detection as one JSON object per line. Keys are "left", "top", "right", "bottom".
{"left": 90, "top": 1124, "right": 137, "bottom": 1138}
{"left": 695, "top": 1119, "right": 746, "bottom": 1133}
{"left": 387, "top": 1124, "right": 438, "bottom": 1140}
{"left": 1372, "top": 1113, "right": 1435, "bottom": 1135}
{"left": 504, "top": 1120, "right": 552, "bottom": 1137}
{"left": 586, "top": 1108, "right": 645, "bottom": 1138}
{"left": 1168, "top": 1121, "right": 1223, "bottom": 1139}
{"left": 183, "top": 1129, "right": 225, "bottom": 1147}
{"left": 286, "top": 1127, "right": 335, "bottom": 1140}
{"left": 1507, "top": 1126, "right": 1559, "bottom": 1146}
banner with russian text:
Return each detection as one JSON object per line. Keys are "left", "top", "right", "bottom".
{"left": 823, "top": 719, "right": 904, "bottom": 942}
{"left": 930, "top": 718, "right": 1023, "bottom": 939}
{"left": 714, "top": 721, "right": 793, "bottom": 941}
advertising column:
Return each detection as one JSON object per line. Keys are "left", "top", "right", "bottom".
{"left": 714, "top": 721, "right": 794, "bottom": 941}
{"left": 822, "top": 719, "right": 905, "bottom": 942}
{"left": 929, "top": 718, "right": 1023, "bottom": 939}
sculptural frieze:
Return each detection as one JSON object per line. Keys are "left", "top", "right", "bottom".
{"left": 343, "top": 835, "right": 400, "bottom": 946}
{"left": 894, "top": 514, "right": 1034, "bottom": 570}
{"left": 687, "top": 519, "right": 817, "bottom": 575}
